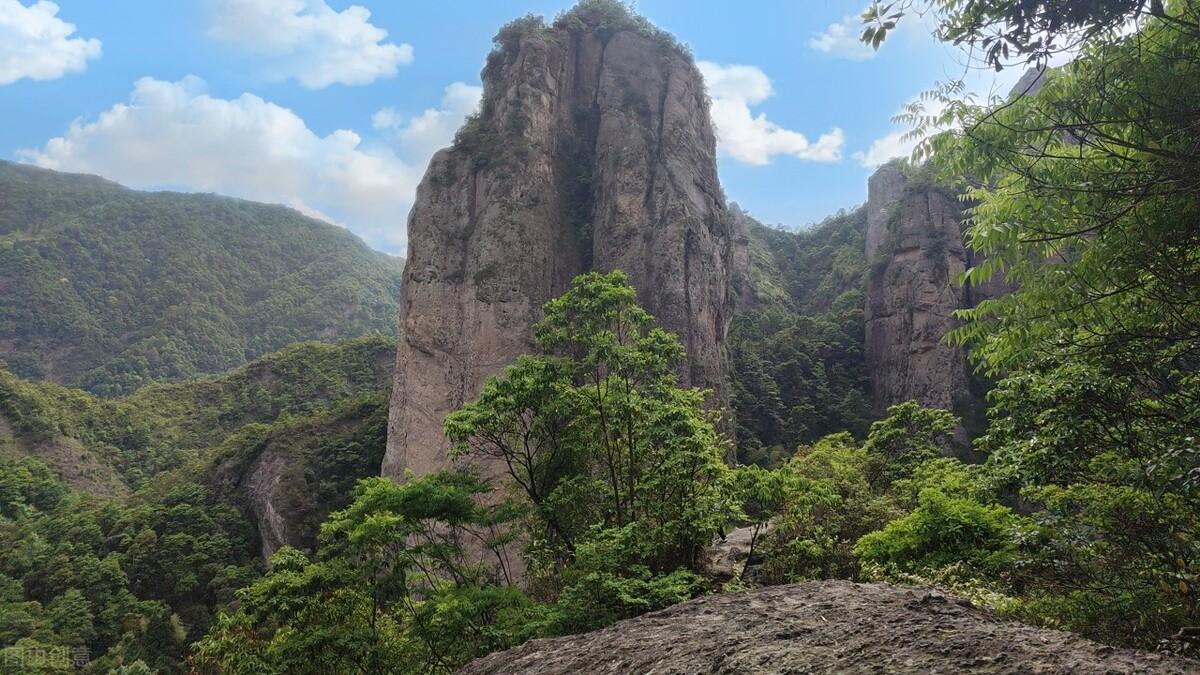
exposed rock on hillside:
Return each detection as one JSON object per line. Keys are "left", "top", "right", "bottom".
{"left": 385, "top": 6, "right": 735, "bottom": 480}
{"left": 864, "top": 163, "right": 1011, "bottom": 440}
{"left": 460, "top": 580, "right": 1198, "bottom": 674}
{"left": 211, "top": 396, "right": 390, "bottom": 559}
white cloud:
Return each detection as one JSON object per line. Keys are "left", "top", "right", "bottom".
{"left": 853, "top": 63, "right": 1033, "bottom": 167}
{"left": 698, "top": 61, "right": 843, "bottom": 165}
{"left": 701, "top": 62, "right": 773, "bottom": 105}
{"left": 808, "top": 15, "right": 876, "bottom": 61}
{"left": 853, "top": 130, "right": 916, "bottom": 167}
{"left": 17, "top": 76, "right": 437, "bottom": 252}
{"left": 207, "top": 0, "right": 412, "bottom": 89}
{"left": 0, "top": 0, "right": 101, "bottom": 85}
{"left": 372, "top": 81, "right": 482, "bottom": 160}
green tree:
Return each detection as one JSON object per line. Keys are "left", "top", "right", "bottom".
{"left": 446, "top": 271, "right": 734, "bottom": 575}
{"left": 869, "top": 0, "right": 1200, "bottom": 649}
{"left": 854, "top": 489, "right": 1022, "bottom": 575}
{"left": 46, "top": 589, "right": 94, "bottom": 647}
{"left": 192, "top": 472, "right": 534, "bottom": 675}
{"left": 730, "top": 464, "right": 789, "bottom": 578}
{"left": 759, "top": 433, "right": 895, "bottom": 583}
{"left": 862, "top": 401, "right": 958, "bottom": 488}
{"left": 860, "top": 0, "right": 1182, "bottom": 70}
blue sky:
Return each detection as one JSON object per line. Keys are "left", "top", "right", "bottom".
{"left": 0, "top": 0, "right": 1015, "bottom": 254}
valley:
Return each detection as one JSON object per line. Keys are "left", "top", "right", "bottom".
{"left": 1, "top": 0, "right": 1197, "bottom": 672}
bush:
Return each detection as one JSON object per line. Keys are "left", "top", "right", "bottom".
{"left": 854, "top": 488, "right": 1022, "bottom": 575}
{"left": 758, "top": 434, "right": 896, "bottom": 583}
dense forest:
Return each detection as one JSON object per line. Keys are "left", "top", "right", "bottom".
{"left": 0, "top": 336, "right": 393, "bottom": 672}
{"left": 0, "top": 0, "right": 1197, "bottom": 672}
{"left": 0, "top": 161, "right": 404, "bottom": 395}
{"left": 730, "top": 206, "right": 873, "bottom": 465}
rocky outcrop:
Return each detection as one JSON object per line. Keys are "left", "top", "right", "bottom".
{"left": 865, "top": 163, "right": 972, "bottom": 419}
{"left": 702, "top": 524, "right": 768, "bottom": 583}
{"left": 865, "top": 163, "right": 1011, "bottom": 440}
{"left": 385, "top": 6, "right": 735, "bottom": 481}
{"left": 211, "top": 396, "right": 391, "bottom": 559}
{"left": 864, "top": 72, "right": 1050, "bottom": 438}
{"left": 237, "top": 445, "right": 311, "bottom": 559}
{"left": 728, "top": 204, "right": 757, "bottom": 310}
{"left": 460, "top": 580, "right": 1198, "bottom": 674}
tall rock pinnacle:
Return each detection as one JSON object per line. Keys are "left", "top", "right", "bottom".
{"left": 384, "top": 3, "right": 735, "bottom": 481}
{"left": 864, "top": 162, "right": 1012, "bottom": 445}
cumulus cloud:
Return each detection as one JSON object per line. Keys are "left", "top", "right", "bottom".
{"left": 853, "top": 130, "right": 916, "bottom": 167}
{"left": 701, "top": 62, "right": 773, "bottom": 104}
{"left": 0, "top": 0, "right": 101, "bottom": 85}
{"left": 853, "top": 64, "right": 1034, "bottom": 167}
{"left": 808, "top": 14, "right": 876, "bottom": 61}
{"left": 16, "top": 76, "right": 448, "bottom": 252}
{"left": 372, "top": 81, "right": 482, "bottom": 160}
{"left": 207, "top": 0, "right": 412, "bottom": 89}
{"left": 698, "top": 61, "right": 843, "bottom": 165}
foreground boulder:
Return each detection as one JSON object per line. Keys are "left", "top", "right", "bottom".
{"left": 460, "top": 580, "right": 1197, "bottom": 674}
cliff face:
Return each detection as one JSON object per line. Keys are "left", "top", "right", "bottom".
{"left": 385, "top": 9, "right": 735, "bottom": 480}
{"left": 211, "top": 395, "right": 391, "bottom": 559}
{"left": 865, "top": 163, "right": 971, "bottom": 419}
{"left": 864, "top": 163, "right": 1010, "bottom": 440}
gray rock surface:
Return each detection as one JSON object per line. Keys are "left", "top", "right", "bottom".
{"left": 239, "top": 445, "right": 305, "bottom": 559}
{"left": 385, "top": 13, "right": 735, "bottom": 483}
{"left": 865, "top": 164, "right": 972, "bottom": 417}
{"left": 864, "top": 163, "right": 1012, "bottom": 441}
{"left": 728, "top": 203, "right": 757, "bottom": 310}
{"left": 703, "top": 524, "right": 768, "bottom": 583}
{"left": 460, "top": 580, "right": 1199, "bottom": 674}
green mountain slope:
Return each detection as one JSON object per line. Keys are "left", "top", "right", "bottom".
{"left": 0, "top": 161, "right": 404, "bottom": 395}
{"left": 730, "top": 205, "right": 873, "bottom": 465}
{"left": 0, "top": 337, "right": 393, "bottom": 672}
{"left": 0, "top": 334, "right": 394, "bottom": 493}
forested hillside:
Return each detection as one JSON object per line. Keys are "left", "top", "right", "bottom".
{"left": 730, "top": 206, "right": 872, "bottom": 465}
{"left": 0, "top": 335, "right": 394, "bottom": 493}
{"left": 0, "top": 337, "right": 392, "bottom": 672}
{"left": 0, "top": 161, "right": 404, "bottom": 395}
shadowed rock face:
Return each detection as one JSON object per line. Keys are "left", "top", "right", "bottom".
{"left": 865, "top": 163, "right": 1013, "bottom": 442}
{"left": 865, "top": 164, "right": 973, "bottom": 419}
{"left": 460, "top": 580, "right": 1198, "bottom": 674}
{"left": 384, "top": 14, "right": 735, "bottom": 481}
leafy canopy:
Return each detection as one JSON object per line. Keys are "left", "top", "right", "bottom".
{"left": 446, "top": 270, "right": 734, "bottom": 576}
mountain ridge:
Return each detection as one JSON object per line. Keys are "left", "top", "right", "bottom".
{"left": 0, "top": 160, "right": 404, "bottom": 395}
